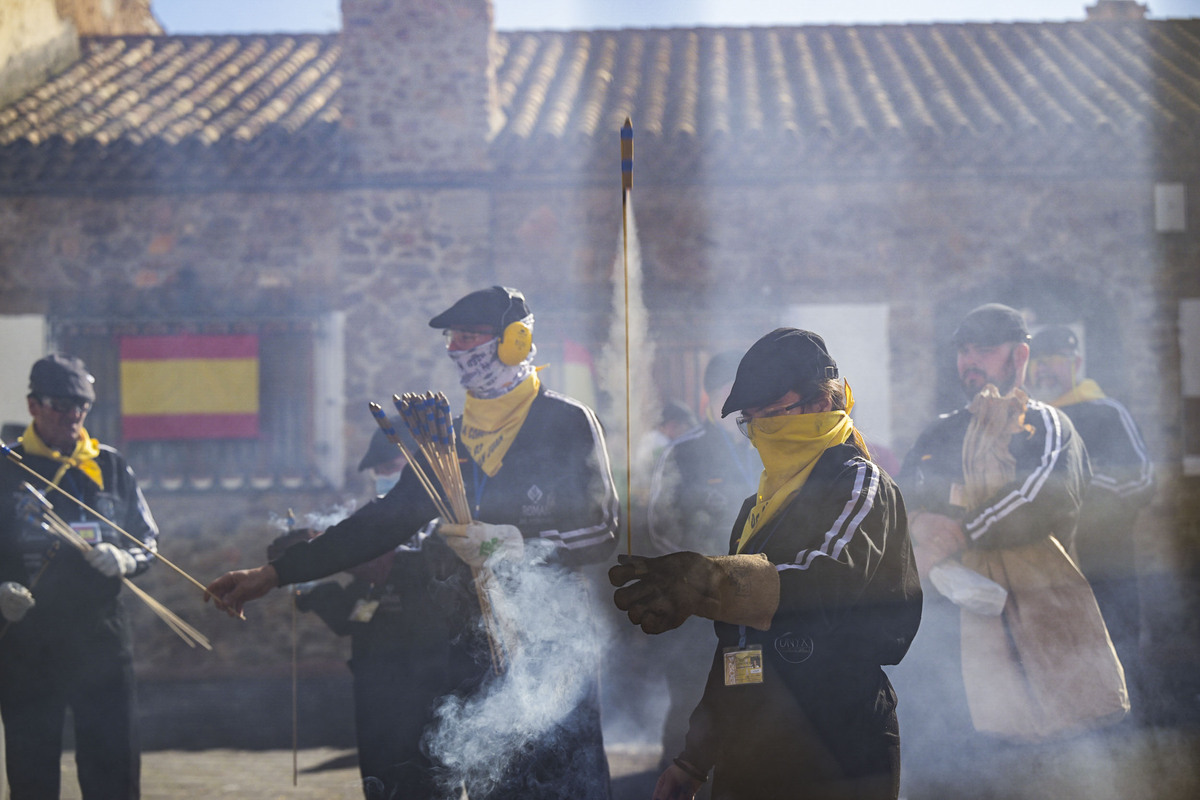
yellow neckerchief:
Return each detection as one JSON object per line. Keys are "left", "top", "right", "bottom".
{"left": 461, "top": 371, "right": 541, "bottom": 477}
{"left": 20, "top": 422, "right": 104, "bottom": 490}
{"left": 1052, "top": 378, "right": 1106, "bottom": 408}
{"left": 736, "top": 384, "right": 864, "bottom": 554}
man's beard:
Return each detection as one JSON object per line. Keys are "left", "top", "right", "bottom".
{"left": 960, "top": 354, "right": 1018, "bottom": 400}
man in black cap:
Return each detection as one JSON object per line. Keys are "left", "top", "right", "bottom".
{"left": 611, "top": 328, "right": 922, "bottom": 800}
{"left": 644, "top": 350, "right": 760, "bottom": 780}
{"left": 894, "top": 305, "right": 1100, "bottom": 789}
{"left": 1028, "top": 325, "right": 1154, "bottom": 720}
{"left": 0, "top": 354, "right": 159, "bottom": 799}
{"left": 207, "top": 286, "right": 618, "bottom": 799}
{"left": 268, "top": 419, "right": 473, "bottom": 799}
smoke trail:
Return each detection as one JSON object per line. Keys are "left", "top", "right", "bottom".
{"left": 596, "top": 198, "right": 659, "bottom": 538}
{"left": 267, "top": 504, "right": 358, "bottom": 533}
{"left": 424, "top": 540, "right": 610, "bottom": 799}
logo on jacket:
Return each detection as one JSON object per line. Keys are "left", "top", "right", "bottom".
{"left": 526, "top": 485, "right": 543, "bottom": 503}
{"left": 774, "top": 632, "right": 814, "bottom": 664}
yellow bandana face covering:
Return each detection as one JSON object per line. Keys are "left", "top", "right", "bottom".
{"left": 461, "top": 372, "right": 540, "bottom": 477}
{"left": 737, "top": 382, "right": 865, "bottom": 554}
{"left": 20, "top": 423, "right": 104, "bottom": 490}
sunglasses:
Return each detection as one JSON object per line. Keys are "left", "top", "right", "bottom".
{"left": 38, "top": 396, "right": 92, "bottom": 414}
{"left": 735, "top": 400, "right": 804, "bottom": 438}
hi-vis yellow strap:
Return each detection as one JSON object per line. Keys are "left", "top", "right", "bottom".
{"left": 20, "top": 423, "right": 104, "bottom": 490}
{"left": 461, "top": 372, "right": 540, "bottom": 477}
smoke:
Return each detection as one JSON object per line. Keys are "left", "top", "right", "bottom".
{"left": 596, "top": 197, "right": 662, "bottom": 540}
{"left": 267, "top": 503, "right": 358, "bottom": 533}
{"left": 424, "top": 540, "right": 612, "bottom": 799}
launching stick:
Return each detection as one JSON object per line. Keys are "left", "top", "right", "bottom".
{"left": 621, "top": 116, "right": 634, "bottom": 555}
{"left": 1, "top": 443, "right": 243, "bottom": 620}
{"left": 16, "top": 483, "right": 212, "bottom": 649}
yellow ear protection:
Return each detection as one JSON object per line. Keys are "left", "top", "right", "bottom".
{"left": 496, "top": 288, "right": 533, "bottom": 366}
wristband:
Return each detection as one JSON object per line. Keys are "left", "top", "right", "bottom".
{"left": 673, "top": 757, "right": 708, "bottom": 784}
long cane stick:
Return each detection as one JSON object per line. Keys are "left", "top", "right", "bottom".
{"left": 621, "top": 116, "right": 634, "bottom": 555}
{"left": 1, "top": 444, "right": 243, "bottom": 619}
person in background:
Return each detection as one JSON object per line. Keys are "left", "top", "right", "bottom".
{"left": 893, "top": 304, "right": 1103, "bottom": 792}
{"left": 1028, "top": 325, "right": 1155, "bottom": 720}
{"left": 0, "top": 355, "right": 159, "bottom": 800}
{"left": 270, "top": 421, "right": 473, "bottom": 798}
{"left": 206, "top": 286, "right": 618, "bottom": 799}
{"left": 612, "top": 328, "right": 922, "bottom": 800}
{"left": 644, "top": 350, "right": 758, "bottom": 779}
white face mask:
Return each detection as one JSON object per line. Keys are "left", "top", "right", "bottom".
{"left": 374, "top": 473, "right": 401, "bottom": 496}
{"left": 447, "top": 337, "right": 536, "bottom": 399}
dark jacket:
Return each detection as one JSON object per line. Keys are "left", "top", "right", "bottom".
{"left": 898, "top": 399, "right": 1089, "bottom": 552}
{"left": 681, "top": 443, "right": 921, "bottom": 799}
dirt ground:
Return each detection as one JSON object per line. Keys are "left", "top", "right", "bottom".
{"left": 50, "top": 724, "right": 1200, "bottom": 800}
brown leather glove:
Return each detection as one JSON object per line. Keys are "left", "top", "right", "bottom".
{"left": 609, "top": 551, "right": 780, "bottom": 634}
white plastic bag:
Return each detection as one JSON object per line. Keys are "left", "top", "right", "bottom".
{"left": 929, "top": 560, "right": 1007, "bottom": 616}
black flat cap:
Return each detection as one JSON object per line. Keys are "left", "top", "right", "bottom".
{"left": 29, "top": 354, "right": 96, "bottom": 402}
{"left": 721, "top": 328, "right": 839, "bottom": 417}
{"left": 1030, "top": 326, "right": 1079, "bottom": 358}
{"left": 952, "top": 303, "right": 1030, "bottom": 347}
{"left": 428, "top": 286, "right": 530, "bottom": 331}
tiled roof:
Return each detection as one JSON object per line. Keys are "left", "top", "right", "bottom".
{"left": 2, "top": 19, "right": 1199, "bottom": 190}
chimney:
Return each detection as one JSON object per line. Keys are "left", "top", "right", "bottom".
{"left": 339, "top": 0, "right": 499, "bottom": 174}
{"left": 0, "top": 0, "right": 79, "bottom": 108}
{"left": 1085, "top": 1, "right": 1149, "bottom": 20}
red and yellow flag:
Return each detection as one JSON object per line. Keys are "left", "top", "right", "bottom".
{"left": 120, "top": 335, "right": 260, "bottom": 440}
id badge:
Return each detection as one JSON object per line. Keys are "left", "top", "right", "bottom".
{"left": 348, "top": 599, "right": 379, "bottom": 623}
{"left": 723, "top": 644, "right": 764, "bottom": 686}
{"left": 70, "top": 521, "right": 103, "bottom": 545}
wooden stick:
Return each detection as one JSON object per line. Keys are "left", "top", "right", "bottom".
{"left": 2, "top": 445, "right": 242, "bottom": 619}
{"left": 23, "top": 487, "right": 211, "bottom": 649}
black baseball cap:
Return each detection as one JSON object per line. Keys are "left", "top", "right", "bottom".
{"left": 428, "top": 286, "right": 530, "bottom": 331}
{"left": 952, "top": 304, "right": 1031, "bottom": 347}
{"left": 1029, "top": 326, "right": 1079, "bottom": 358}
{"left": 29, "top": 354, "right": 96, "bottom": 402}
{"left": 721, "top": 328, "right": 839, "bottom": 417}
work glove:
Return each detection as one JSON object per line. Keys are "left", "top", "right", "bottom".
{"left": 438, "top": 521, "right": 525, "bottom": 569}
{"left": 609, "top": 551, "right": 780, "bottom": 634}
{"left": 0, "top": 581, "right": 35, "bottom": 622}
{"left": 85, "top": 542, "right": 137, "bottom": 578}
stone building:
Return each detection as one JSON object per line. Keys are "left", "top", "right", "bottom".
{"left": 1, "top": 0, "right": 1198, "bottom": 743}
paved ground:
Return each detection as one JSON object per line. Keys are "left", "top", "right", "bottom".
{"left": 50, "top": 725, "right": 1200, "bottom": 799}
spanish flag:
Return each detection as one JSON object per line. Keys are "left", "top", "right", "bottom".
{"left": 120, "top": 335, "right": 260, "bottom": 440}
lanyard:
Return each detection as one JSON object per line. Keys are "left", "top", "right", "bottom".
{"left": 471, "top": 460, "right": 488, "bottom": 518}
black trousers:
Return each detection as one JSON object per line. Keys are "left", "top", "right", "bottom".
{"left": 0, "top": 618, "right": 140, "bottom": 800}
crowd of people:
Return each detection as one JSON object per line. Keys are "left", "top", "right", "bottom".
{"left": 0, "top": 289, "right": 1157, "bottom": 800}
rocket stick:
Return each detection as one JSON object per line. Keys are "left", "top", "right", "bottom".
{"left": 1, "top": 443, "right": 243, "bottom": 620}
{"left": 621, "top": 116, "right": 634, "bottom": 555}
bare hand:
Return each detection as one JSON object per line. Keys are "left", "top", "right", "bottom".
{"left": 909, "top": 512, "right": 966, "bottom": 580}
{"left": 653, "top": 763, "right": 703, "bottom": 800}
{"left": 204, "top": 565, "right": 279, "bottom": 617}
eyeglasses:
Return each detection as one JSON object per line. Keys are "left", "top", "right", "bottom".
{"left": 735, "top": 400, "right": 804, "bottom": 438}
{"left": 38, "top": 396, "right": 92, "bottom": 414}
{"left": 443, "top": 329, "right": 497, "bottom": 349}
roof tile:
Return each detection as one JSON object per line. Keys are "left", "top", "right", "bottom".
{"left": 2, "top": 20, "right": 1199, "bottom": 188}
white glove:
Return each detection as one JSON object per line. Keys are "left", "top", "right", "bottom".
{"left": 85, "top": 542, "right": 137, "bottom": 578}
{"left": 438, "top": 521, "right": 524, "bottom": 569}
{"left": 0, "top": 581, "right": 36, "bottom": 622}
